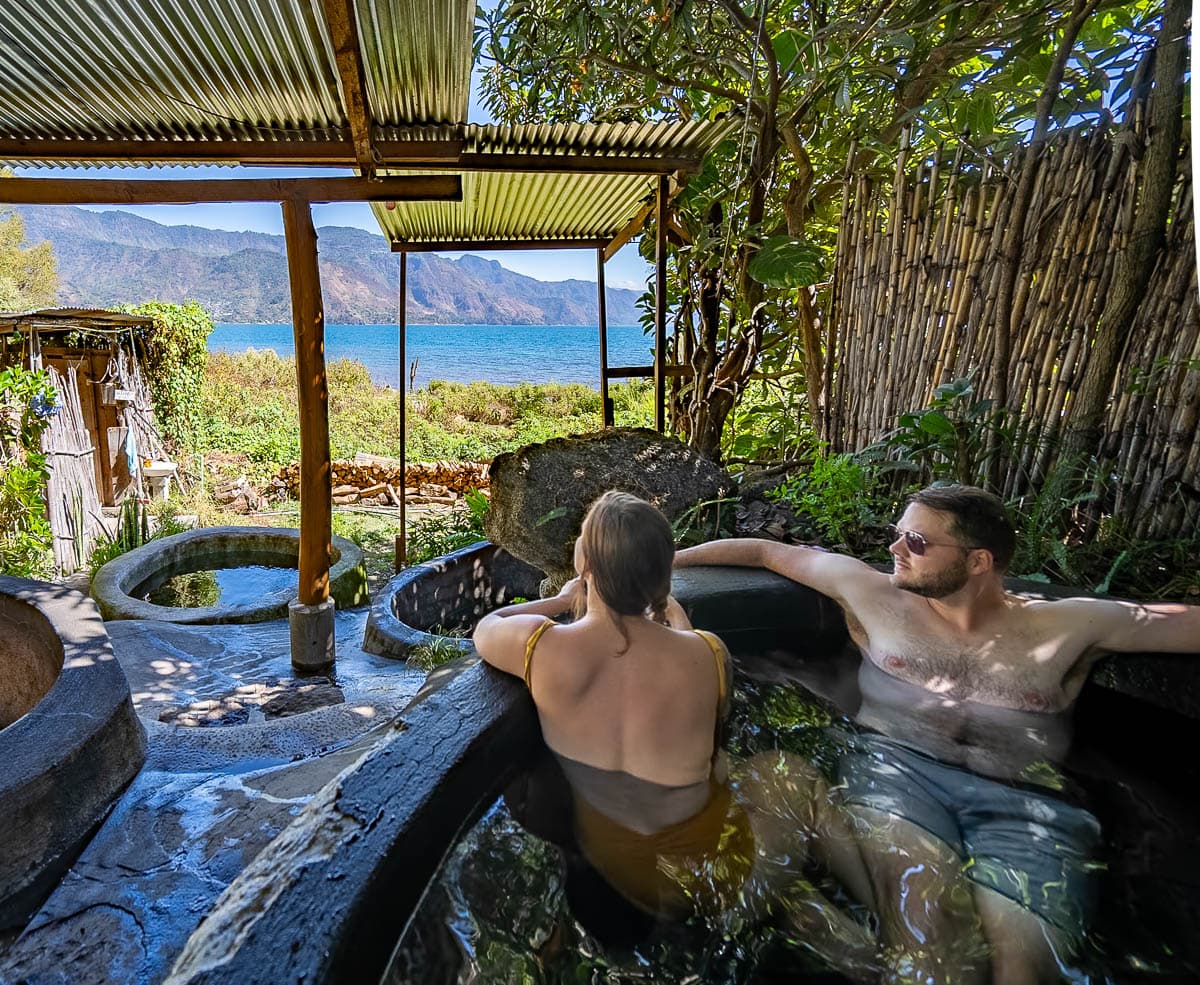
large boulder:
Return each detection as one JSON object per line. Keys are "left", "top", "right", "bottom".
{"left": 485, "top": 428, "right": 734, "bottom": 592}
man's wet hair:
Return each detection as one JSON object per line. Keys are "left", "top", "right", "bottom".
{"left": 908, "top": 485, "right": 1016, "bottom": 572}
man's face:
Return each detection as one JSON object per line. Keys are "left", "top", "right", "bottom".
{"left": 888, "top": 504, "right": 974, "bottom": 598}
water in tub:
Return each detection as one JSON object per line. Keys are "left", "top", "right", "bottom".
{"left": 136, "top": 561, "right": 298, "bottom": 608}
{"left": 383, "top": 642, "right": 1200, "bottom": 983}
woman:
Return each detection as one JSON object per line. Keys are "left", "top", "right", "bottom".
{"left": 473, "top": 490, "right": 748, "bottom": 918}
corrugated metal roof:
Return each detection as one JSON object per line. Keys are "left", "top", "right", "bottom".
{"left": 0, "top": 3, "right": 728, "bottom": 248}
{"left": 373, "top": 120, "right": 733, "bottom": 247}
{"left": 0, "top": 0, "right": 471, "bottom": 150}
{"left": 357, "top": 0, "right": 474, "bottom": 125}
{"left": 373, "top": 171, "right": 659, "bottom": 247}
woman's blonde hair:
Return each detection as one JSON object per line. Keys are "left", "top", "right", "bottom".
{"left": 573, "top": 491, "right": 675, "bottom": 634}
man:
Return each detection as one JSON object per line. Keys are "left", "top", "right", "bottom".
{"left": 675, "top": 484, "right": 1199, "bottom": 984}
{"left": 676, "top": 484, "right": 1199, "bottom": 712}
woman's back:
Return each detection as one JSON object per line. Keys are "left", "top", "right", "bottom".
{"left": 524, "top": 616, "right": 726, "bottom": 790}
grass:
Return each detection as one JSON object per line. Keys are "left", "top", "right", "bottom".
{"left": 194, "top": 349, "right": 656, "bottom": 481}
{"left": 151, "top": 349, "right": 658, "bottom": 596}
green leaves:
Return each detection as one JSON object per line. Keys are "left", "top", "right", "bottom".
{"left": 746, "top": 236, "right": 825, "bottom": 289}
{"left": 121, "top": 301, "right": 215, "bottom": 450}
{"left": 917, "top": 410, "right": 956, "bottom": 436}
{"left": 0, "top": 365, "right": 57, "bottom": 577}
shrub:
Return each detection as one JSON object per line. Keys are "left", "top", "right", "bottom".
{"left": 406, "top": 489, "right": 490, "bottom": 564}
{"left": 768, "top": 452, "right": 883, "bottom": 547}
{"left": 122, "top": 301, "right": 214, "bottom": 450}
{"left": 0, "top": 366, "right": 57, "bottom": 577}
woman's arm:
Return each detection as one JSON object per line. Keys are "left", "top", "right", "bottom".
{"left": 473, "top": 579, "right": 579, "bottom": 678}
{"left": 664, "top": 594, "right": 692, "bottom": 630}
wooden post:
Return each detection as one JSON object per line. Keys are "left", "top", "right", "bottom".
{"left": 654, "top": 175, "right": 668, "bottom": 433}
{"left": 281, "top": 199, "right": 332, "bottom": 607}
{"left": 395, "top": 253, "right": 408, "bottom": 571}
{"left": 597, "top": 248, "right": 613, "bottom": 427}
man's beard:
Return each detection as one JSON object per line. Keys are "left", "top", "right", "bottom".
{"left": 892, "top": 556, "right": 970, "bottom": 599}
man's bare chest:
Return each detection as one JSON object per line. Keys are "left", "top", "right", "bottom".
{"left": 846, "top": 606, "right": 1084, "bottom": 711}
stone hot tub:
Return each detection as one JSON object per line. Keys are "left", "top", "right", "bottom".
{"left": 92, "top": 526, "right": 369, "bottom": 625}
{"left": 0, "top": 576, "right": 145, "bottom": 930}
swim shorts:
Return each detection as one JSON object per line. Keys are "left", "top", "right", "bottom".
{"left": 837, "top": 732, "right": 1102, "bottom": 938}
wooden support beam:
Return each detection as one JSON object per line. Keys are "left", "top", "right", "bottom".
{"left": 282, "top": 199, "right": 332, "bottom": 608}
{"left": 597, "top": 248, "right": 612, "bottom": 428}
{"left": 0, "top": 137, "right": 698, "bottom": 174}
{"left": 395, "top": 253, "right": 408, "bottom": 572}
{"left": 393, "top": 237, "right": 609, "bottom": 252}
{"left": 0, "top": 174, "right": 461, "bottom": 206}
{"left": 604, "top": 203, "right": 655, "bottom": 263}
{"left": 604, "top": 365, "right": 692, "bottom": 379}
{"left": 603, "top": 172, "right": 690, "bottom": 261}
{"left": 322, "top": 0, "right": 377, "bottom": 176}
{"left": 654, "top": 175, "right": 669, "bottom": 433}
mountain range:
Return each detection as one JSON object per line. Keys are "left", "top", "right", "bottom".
{"left": 15, "top": 205, "right": 644, "bottom": 326}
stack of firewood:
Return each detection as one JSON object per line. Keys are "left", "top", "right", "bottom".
{"left": 270, "top": 454, "right": 489, "bottom": 507}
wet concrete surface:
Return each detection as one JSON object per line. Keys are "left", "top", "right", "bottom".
{"left": 0, "top": 606, "right": 425, "bottom": 985}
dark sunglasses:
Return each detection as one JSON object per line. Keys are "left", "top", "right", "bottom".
{"left": 887, "top": 524, "right": 977, "bottom": 556}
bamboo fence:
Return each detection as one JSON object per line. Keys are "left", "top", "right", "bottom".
{"left": 824, "top": 120, "right": 1198, "bottom": 539}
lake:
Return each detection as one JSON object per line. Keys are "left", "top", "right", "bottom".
{"left": 209, "top": 323, "right": 653, "bottom": 389}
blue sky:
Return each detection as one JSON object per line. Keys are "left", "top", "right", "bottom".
{"left": 13, "top": 63, "right": 655, "bottom": 291}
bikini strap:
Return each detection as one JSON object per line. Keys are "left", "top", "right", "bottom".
{"left": 523, "top": 619, "right": 555, "bottom": 691}
{"left": 693, "top": 629, "right": 728, "bottom": 704}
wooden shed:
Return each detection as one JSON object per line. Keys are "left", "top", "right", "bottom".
{"left": 0, "top": 308, "right": 168, "bottom": 571}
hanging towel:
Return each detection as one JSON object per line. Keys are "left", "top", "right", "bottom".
{"left": 124, "top": 428, "right": 138, "bottom": 474}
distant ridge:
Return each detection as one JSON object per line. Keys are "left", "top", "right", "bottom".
{"left": 15, "top": 205, "right": 645, "bottom": 326}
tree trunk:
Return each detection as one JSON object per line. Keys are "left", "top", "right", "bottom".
{"left": 1059, "top": 0, "right": 1188, "bottom": 466}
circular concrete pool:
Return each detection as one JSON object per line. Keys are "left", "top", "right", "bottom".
{"left": 92, "top": 526, "right": 369, "bottom": 624}
{"left": 363, "top": 541, "right": 543, "bottom": 661}
{"left": 0, "top": 576, "right": 145, "bottom": 929}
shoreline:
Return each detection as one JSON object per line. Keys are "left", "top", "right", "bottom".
{"left": 207, "top": 322, "right": 653, "bottom": 389}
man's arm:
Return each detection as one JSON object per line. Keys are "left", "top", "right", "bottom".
{"left": 675, "top": 538, "right": 885, "bottom": 605}
{"left": 1071, "top": 597, "right": 1200, "bottom": 654}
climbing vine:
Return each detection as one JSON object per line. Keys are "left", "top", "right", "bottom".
{"left": 122, "top": 301, "right": 214, "bottom": 449}
{"left": 0, "top": 365, "right": 58, "bottom": 577}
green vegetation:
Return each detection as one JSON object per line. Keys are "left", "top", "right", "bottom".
{"left": 0, "top": 366, "right": 58, "bottom": 577}
{"left": 406, "top": 489, "right": 490, "bottom": 565}
{"left": 407, "top": 629, "right": 471, "bottom": 672}
{"left": 479, "top": 0, "right": 1168, "bottom": 457}
{"left": 0, "top": 169, "right": 57, "bottom": 311}
{"left": 194, "top": 348, "right": 655, "bottom": 480}
{"left": 123, "top": 301, "right": 215, "bottom": 449}
{"left": 88, "top": 499, "right": 191, "bottom": 577}
{"left": 753, "top": 391, "right": 1199, "bottom": 602}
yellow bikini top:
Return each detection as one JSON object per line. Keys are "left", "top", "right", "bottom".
{"left": 522, "top": 619, "right": 728, "bottom": 703}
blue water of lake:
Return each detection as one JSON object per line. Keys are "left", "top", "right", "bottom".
{"left": 209, "top": 323, "right": 653, "bottom": 389}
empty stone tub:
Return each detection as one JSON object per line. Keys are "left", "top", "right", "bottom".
{"left": 0, "top": 576, "right": 146, "bottom": 929}
{"left": 364, "top": 541, "right": 544, "bottom": 660}
{"left": 92, "top": 526, "right": 369, "bottom": 624}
